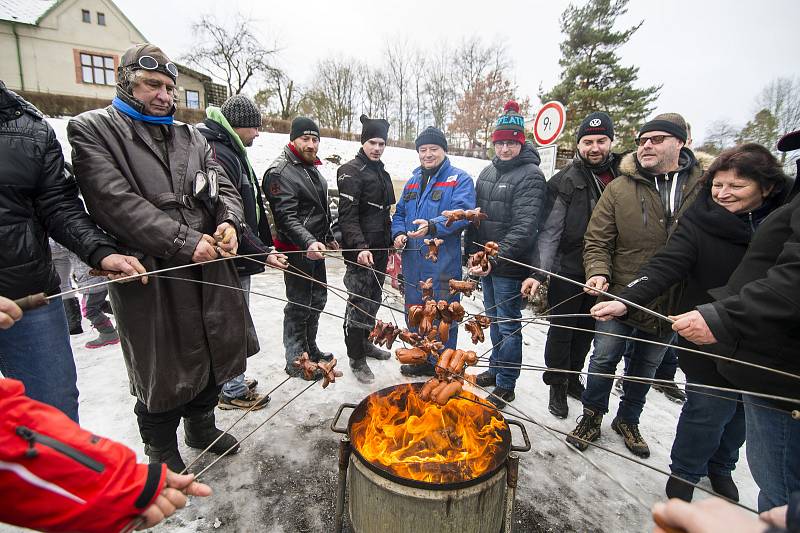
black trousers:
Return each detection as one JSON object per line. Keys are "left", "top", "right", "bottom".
{"left": 283, "top": 254, "right": 328, "bottom": 365}
{"left": 542, "top": 273, "right": 597, "bottom": 385}
{"left": 134, "top": 373, "right": 220, "bottom": 446}
{"left": 343, "top": 250, "right": 388, "bottom": 331}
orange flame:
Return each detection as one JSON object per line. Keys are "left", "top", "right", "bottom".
{"left": 350, "top": 384, "right": 507, "bottom": 484}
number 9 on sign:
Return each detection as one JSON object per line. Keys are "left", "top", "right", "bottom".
{"left": 533, "top": 101, "right": 566, "bottom": 146}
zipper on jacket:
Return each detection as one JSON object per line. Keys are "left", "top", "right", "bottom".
{"left": 640, "top": 197, "right": 648, "bottom": 227}
{"left": 16, "top": 426, "right": 105, "bottom": 472}
{"left": 748, "top": 212, "right": 756, "bottom": 232}
{"left": 302, "top": 208, "right": 314, "bottom": 226}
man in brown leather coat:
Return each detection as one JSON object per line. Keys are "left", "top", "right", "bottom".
{"left": 67, "top": 44, "right": 259, "bottom": 472}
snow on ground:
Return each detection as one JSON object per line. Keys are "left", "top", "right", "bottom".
{"left": 5, "top": 119, "right": 758, "bottom": 532}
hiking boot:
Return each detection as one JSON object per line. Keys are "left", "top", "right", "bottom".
{"left": 567, "top": 376, "right": 585, "bottom": 401}
{"left": 184, "top": 411, "right": 240, "bottom": 456}
{"left": 244, "top": 377, "right": 258, "bottom": 390}
{"left": 665, "top": 475, "right": 695, "bottom": 502}
{"left": 548, "top": 383, "right": 569, "bottom": 419}
{"left": 364, "top": 340, "right": 391, "bottom": 360}
{"left": 63, "top": 297, "right": 83, "bottom": 335}
{"left": 488, "top": 387, "right": 515, "bottom": 409}
{"left": 400, "top": 361, "right": 436, "bottom": 377}
{"left": 350, "top": 358, "right": 375, "bottom": 384}
{"left": 566, "top": 408, "right": 603, "bottom": 451}
{"left": 709, "top": 473, "right": 739, "bottom": 501}
{"left": 654, "top": 382, "right": 687, "bottom": 403}
{"left": 309, "top": 351, "right": 334, "bottom": 363}
{"left": 474, "top": 371, "right": 496, "bottom": 388}
{"left": 217, "top": 390, "right": 270, "bottom": 411}
{"left": 85, "top": 321, "right": 120, "bottom": 349}
{"left": 611, "top": 417, "right": 650, "bottom": 458}
{"left": 144, "top": 442, "right": 186, "bottom": 473}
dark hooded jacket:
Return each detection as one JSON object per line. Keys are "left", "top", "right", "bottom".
{"left": 465, "top": 142, "right": 547, "bottom": 279}
{"left": 197, "top": 118, "right": 273, "bottom": 276}
{"left": 0, "top": 82, "right": 118, "bottom": 300}
{"left": 336, "top": 149, "right": 395, "bottom": 263}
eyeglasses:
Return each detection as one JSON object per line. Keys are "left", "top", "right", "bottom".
{"left": 493, "top": 141, "right": 519, "bottom": 148}
{"left": 137, "top": 55, "right": 178, "bottom": 78}
{"left": 635, "top": 134, "right": 674, "bottom": 147}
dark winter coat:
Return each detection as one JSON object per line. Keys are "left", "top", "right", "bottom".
{"left": 336, "top": 149, "right": 395, "bottom": 263}
{"left": 263, "top": 145, "right": 334, "bottom": 251}
{"left": 0, "top": 82, "right": 118, "bottom": 300}
{"left": 698, "top": 191, "right": 800, "bottom": 410}
{"left": 465, "top": 142, "right": 547, "bottom": 279}
{"left": 618, "top": 188, "right": 783, "bottom": 386}
{"left": 583, "top": 149, "right": 711, "bottom": 335}
{"left": 67, "top": 104, "right": 258, "bottom": 413}
{"left": 534, "top": 154, "right": 623, "bottom": 280}
{"left": 197, "top": 118, "right": 273, "bottom": 276}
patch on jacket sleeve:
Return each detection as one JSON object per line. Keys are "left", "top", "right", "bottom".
{"left": 269, "top": 180, "right": 280, "bottom": 195}
{"left": 446, "top": 174, "right": 458, "bottom": 183}
{"left": 626, "top": 276, "right": 648, "bottom": 288}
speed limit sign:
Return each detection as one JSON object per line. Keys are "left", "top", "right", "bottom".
{"left": 533, "top": 101, "right": 566, "bottom": 146}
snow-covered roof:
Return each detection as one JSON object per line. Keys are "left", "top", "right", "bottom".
{"left": 0, "top": 0, "right": 60, "bottom": 25}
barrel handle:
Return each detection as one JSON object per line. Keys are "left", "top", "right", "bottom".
{"left": 506, "top": 418, "right": 531, "bottom": 452}
{"left": 330, "top": 403, "right": 357, "bottom": 434}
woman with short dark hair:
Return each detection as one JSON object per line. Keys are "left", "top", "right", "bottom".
{"left": 591, "top": 143, "right": 790, "bottom": 503}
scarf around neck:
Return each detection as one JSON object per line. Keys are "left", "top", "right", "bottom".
{"left": 112, "top": 97, "right": 174, "bottom": 125}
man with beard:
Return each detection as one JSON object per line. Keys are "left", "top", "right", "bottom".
{"left": 197, "top": 94, "right": 288, "bottom": 410}
{"left": 68, "top": 44, "right": 257, "bottom": 471}
{"left": 264, "top": 117, "right": 337, "bottom": 378}
{"left": 567, "top": 113, "right": 709, "bottom": 458}
{"left": 522, "top": 112, "right": 621, "bottom": 418}
{"left": 466, "top": 101, "right": 546, "bottom": 409}
{"left": 338, "top": 115, "right": 395, "bottom": 383}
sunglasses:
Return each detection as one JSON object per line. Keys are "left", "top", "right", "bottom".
{"left": 635, "top": 134, "right": 674, "bottom": 147}
{"left": 136, "top": 55, "right": 178, "bottom": 78}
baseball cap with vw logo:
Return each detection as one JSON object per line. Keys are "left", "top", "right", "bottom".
{"left": 577, "top": 112, "right": 614, "bottom": 142}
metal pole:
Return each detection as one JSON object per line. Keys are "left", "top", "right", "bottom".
{"left": 503, "top": 453, "right": 519, "bottom": 533}
{"left": 335, "top": 437, "right": 352, "bottom": 533}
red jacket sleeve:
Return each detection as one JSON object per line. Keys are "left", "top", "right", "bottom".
{"left": 0, "top": 378, "right": 166, "bottom": 533}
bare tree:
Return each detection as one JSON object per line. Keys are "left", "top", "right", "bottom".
{"left": 452, "top": 36, "right": 509, "bottom": 96}
{"left": 449, "top": 70, "right": 518, "bottom": 149}
{"left": 268, "top": 70, "right": 302, "bottom": 120}
{"left": 360, "top": 66, "right": 393, "bottom": 122}
{"left": 424, "top": 47, "right": 457, "bottom": 132}
{"left": 386, "top": 39, "right": 414, "bottom": 141}
{"left": 410, "top": 49, "right": 427, "bottom": 137}
{"left": 754, "top": 76, "right": 800, "bottom": 158}
{"left": 307, "top": 57, "right": 359, "bottom": 132}
{"left": 697, "top": 119, "right": 739, "bottom": 155}
{"left": 183, "top": 15, "right": 279, "bottom": 96}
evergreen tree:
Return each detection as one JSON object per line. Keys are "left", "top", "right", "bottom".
{"left": 737, "top": 109, "right": 779, "bottom": 148}
{"left": 540, "top": 0, "right": 659, "bottom": 150}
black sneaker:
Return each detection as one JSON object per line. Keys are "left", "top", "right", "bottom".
{"left": 654, "top": 382, "right": 687, "bottom": 403}
{"left": 400, "top": 361, "right": 436, "bottom": 377}
{"left": 611, "top": 417, "right": 650, "bottom": 458}
{"left": 350, "top": 358, "right": 375, "bottom": 384}
{"left": 548, "top": 383, "right": 569, "bottom": 419}
{"left": 488, "top": 387, "right": 515, "bottom": 409}
{"left": 218, "top": 390, "right": 271, "bottom": 411}
{"left": 567, "top": 376, "right": 585, "bottom": 401}
{"left": 566, "top": 408, "right": 603, "bottom": 451}
{"left": 665, "top": 475, "right": 695, "bottom": 502}
{"left": 708, "top": 473, "right": 739, "bottom": 501}
{"left": 145, "top": 443, "right": 186, "bottom": 474}
{"left": 475, "top": 371, "right": 496, "bottom": 388}
{"left": 310, "top": 351, "right": 334, "bottom": 363}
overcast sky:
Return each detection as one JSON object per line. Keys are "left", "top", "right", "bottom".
{"left": 116, "top": 0, "right": 798, "bottom": 145}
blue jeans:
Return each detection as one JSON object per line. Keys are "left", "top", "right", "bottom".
{"left": 622, "top": 345, "right": 678, "bottom": 380}
{"left": 743, "top": 395, "right": 800, "bottom": 511}
{"left": 0, "top": 297, "right": 79, "bottom": 422}
{"left": 223, "top": 275, "right": 251, "bottom": 399}
{"left": 582, "top": 319, "right": 672, "bottom": 423}
{"left": 670, "top": 385, "right": 746, "bottom": 483}
{"left": 482, "top": 275, "right": 523, "bottom": 391}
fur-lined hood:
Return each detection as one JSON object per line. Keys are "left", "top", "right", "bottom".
{"left": 619, "top": 148, "right": 715, "bottom": 177}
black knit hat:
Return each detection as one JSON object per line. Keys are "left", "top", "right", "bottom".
{"left": 577, "top": 112, "right": 614, "bottom": 142}
{"left": 777, "top": 129, "right": 800, "bottom": 152}
{"left": 118, "top": 43, "right": 177, "bottom": 84}
{"left": 415, "top": 126, "right": 447, "bottom": 152}
{"left": 360, "top": 114, "right": 390, "bottom": 144}
{"left": 290, "top": 117, "right": 320, "bottom": 140}
{"left": 491, "top": 100, "right": 526, "bottom": 144}
{"left": 639, "top": 112, "right": 688, "bottom": 143}
{"left": 221, "top": 95, "right": 261, "bottom": 128}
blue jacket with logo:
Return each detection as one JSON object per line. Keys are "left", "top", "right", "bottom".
{"left": 391, "top": 158, "right": 475, "bottom": 347}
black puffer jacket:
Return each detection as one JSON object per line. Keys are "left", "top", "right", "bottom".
{"left": 534, "top": 154, "right": 622, "bottom": 280}
{"left": 0, "top": 82, "right": 117, "bottom": 299}
{"left": 466, "top": 142, "right": 546, "bottom": 279}
{"left": 618, "top": 188, "right": 783, "bottom": 386}
{"left": 336, "top": 149, "right": 395, "bottom": 263}
{"left": 263, "top": 144, "right": 334, "bottom": 251}
{"left": 197, "top": 119, "right": 273, "bottom": 276}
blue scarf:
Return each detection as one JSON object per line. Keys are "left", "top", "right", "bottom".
{"left": 112, "top": 97, "right": 174, "bottom": 125}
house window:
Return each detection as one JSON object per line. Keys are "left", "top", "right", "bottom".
{"left": 185, "top": 90, "right": 200, "bottom": 109}
{"left": 97, "top": 12, "right": 106, "bottom": 25}
{"left": 80, "top": 53, "right": 115, "bottom": 85}
{"left": 81, "top": 9, "right": 90, "bottom": 22}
